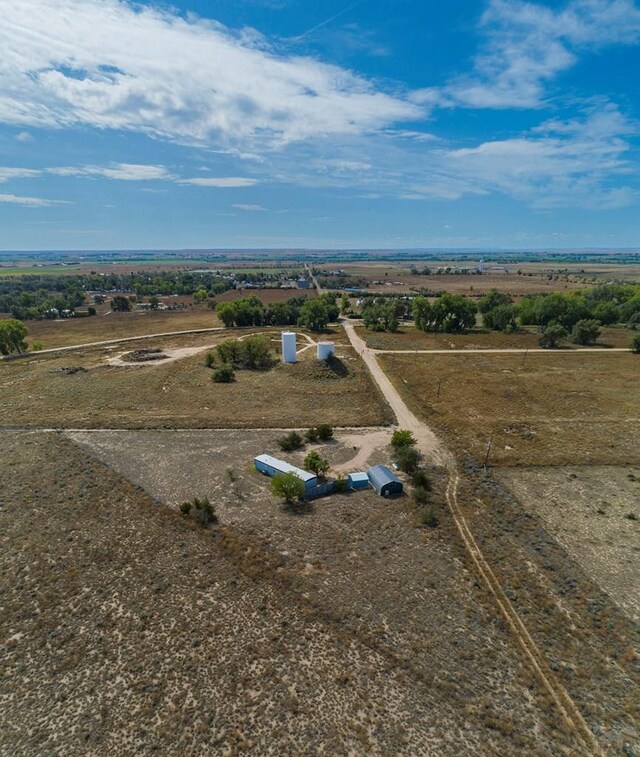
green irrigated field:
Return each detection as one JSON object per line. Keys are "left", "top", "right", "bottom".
{"left": 0, "top": 334, "right": 393, "bottom": 429}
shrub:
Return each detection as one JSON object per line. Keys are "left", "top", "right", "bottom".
{"left": 31, "top": 340, "right": 43, "bottom": 351}
{"left": 631, "top": 333, "right": 640, "bottom": 354}
{"left": 413, "top": 486, "right": 431, "bottom": 507}
{"left": 304, "top": 427, "right": 320, "bottom": 443}
{"left": 180, "top": 497, "right": 218, "bottom": 527}
{"left": 212, "top": 364, "right": 235, "bottom": 383}
{"left": 334, "top": 474, "right": 347, "bottom": 493}
{"left": 216, "top": 335, "right": 273, "bottom": 370}
{"left": 391, "top": 429, "right": 416, "bottom": 449}
{"left": 271, "top": 472, "right": 305, "bottom": 503}
{"left": 204, "top": 351, "right": 216, "bottom": 368}
{"left": 412, "top": 470, "right": 432, "bottom": 491}
{"left": 395, "top": 446, "right": 422, "bottom": 474}
{"left": 179, "top": 501, "right": 192, "bottom": 515}
{"left": 316, "top": 424, "right": 334, "bottom": 441}
{"left": 418, "top": 505, "right": 438, "bottom": 528}
{"left": 278, "top": 431, "right": 304, "bottom": 452}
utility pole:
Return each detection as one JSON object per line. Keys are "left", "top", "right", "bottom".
{"left": 521, "top": 348, "right": 529, "bottom": 368}
{"left": 483, "top": 437, "right": 493, "bottom": 470}
{"left": 436, "top": 377, "right": 443, "bottom": 398}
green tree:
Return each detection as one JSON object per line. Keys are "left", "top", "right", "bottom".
{"left": 304, "top": 451, "right": 330, "bottom": 477}
{"left": 538, "top": 322, "right": 567, "bottom": 349}
{"left": 570, "top": 319, "right": 601, "bottom": 346}
{"left": 395, "top": 446, "right": 422, "bottom": 473}
{"left": 478, "top": 289, "right": 512, "bottom": 314}
{"left": 631, "top": 333, "right": 640, "bottom": 354}
{"left": 0, "top": 318, "right": 28, "bottom": 355}
{"left": 391, "top": 429, "right": 416, "bottom": 449}
{"left": 277, "top": 431, "right": 304, "bottom": 452}
{"left": 340, "top": 292, "right": 351, "bottom": 315}
{"left": 298, "top": 298, "right": 330, "bottom": 331}
{"left": 217, "top": 302, "right": 237, "bottom": 328}
{"left": 271, "top": 472, "right": 305, "bottom": 504}
{"left": 193, "top": 287, "right": 208, "bottom": 303}
{"left": 110, "top": 295, "right": 131, "bottom": 312}
{"left": 483, "top": 304, "right": 518, "bottom": 332}
{"left": 412, "top": 296, "right": 433, "bottom": 331}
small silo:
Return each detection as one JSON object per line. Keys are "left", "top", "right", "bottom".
{"left": 281, "top": 331, "right": 297, "bottom": 363}
{"left": 316, "top": 341, "right": 335, "bottom": 360}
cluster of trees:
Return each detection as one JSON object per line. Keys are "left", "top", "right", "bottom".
{"left": 0, "top": 279, "right": 86, "bottom": 320}
{"left": 277, "top": 425, "right": 333, "bottom": 452}
{"left": 362, "top": 298, "right": 408, "bottom": 332}
{"left": 217, "top": 293, "right": 338, "bottom": 332}
{"left": 205, "top": 334, "right": 273, "bottom": 381}
{"left": 518, "top": 286, "right": 640, "bottom": 329}
{"left": 413, "top": 293, "right": 478, "bottom": 333}
{"left": 391, "top": 429, "right": 438, "bottom": 527}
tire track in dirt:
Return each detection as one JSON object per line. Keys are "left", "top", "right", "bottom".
{"left": 341, "top": 316, "right": 605, "bottom": 756}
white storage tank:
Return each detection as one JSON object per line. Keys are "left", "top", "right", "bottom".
{"left": 317, "top": 341, "right": 335, "bottom": 360}
{"left": 281, "top": 331, "right": 297, "bottom": 363}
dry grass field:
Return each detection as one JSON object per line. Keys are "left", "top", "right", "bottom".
{"left": 0, "top": 333, "right": 392, "bottom": 429}
{"left": 0, "top": 428, "right": 592, "bottom": 755}
{"left": 23, "top": 308, "right": 222, "bottom": 349}
{"left": 378, "top": 351, "right": 640, "bottom": 467}
{"left": 495, "top": 466, "right": 640, "bottom": 622}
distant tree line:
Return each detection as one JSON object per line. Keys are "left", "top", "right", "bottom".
{"left": 0, "top": 270, "right": 236, "bottom": 320}
{"left": 217, "top": 294, "right": 339, "bottom": 332}
{"left": 360, "top": 284, "right": 640, "bottom": 335}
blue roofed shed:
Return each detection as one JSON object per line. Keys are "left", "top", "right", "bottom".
{"left": 348, "top": 472, "right": 370, "bottom": 491}
{"left": 254, "top": 454, "right": 318, "bottom": 490}
{"left": 367, "top": 465, "right": 403, "bottom": 497}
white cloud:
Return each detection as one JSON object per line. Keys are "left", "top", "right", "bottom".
{"left": 0, "top": 0, "right": 420, "bottom": 148}
{"left": 48, "top": 163, "right": 173, "bottom": 180}
{"left": 0, "top": 193, "right": 71, "bottom": 206}
{"left": 445, "top": 103, "right": 636, "bottom": 207}
{"left": 0, "top": 167, "right": 41, "bottom": 183}
{"left": 178, "top": 177, "right": 259, "bottom": 187}
{"left": 232, "top": 203, "right": 266, "bottom": 211}
{"left": 439, "top": 0, "right": 640, "bottom": 109}
{"left": 15, "top": 131, "right": 33, "bottom": 142}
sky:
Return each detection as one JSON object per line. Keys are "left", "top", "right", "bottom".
{"left": 1, "top": 0, "right": 639, "bottom": 250}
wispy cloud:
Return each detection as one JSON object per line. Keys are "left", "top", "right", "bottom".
{"left": 48, "top": 163, "right": 174, "bottom": 180}
{"left": 445, "top": 103, "right": 636, "bottom": 207}
{"left": 232, "top": 203, "right": 266, "bottom": 211}
{"left": 0, "top": 193, "right": 71, "bottom": 206}
{"left": 178, "top": 177, "right": 260, "bottom": 187}
{"left": 430, "top": 0, "right": 640, "bottom": 109}
{"left": 0, "top": 0, "right": 419, "bottom": 148}
{"left": 0, "top": 168, "right": 41, "bottom": 183}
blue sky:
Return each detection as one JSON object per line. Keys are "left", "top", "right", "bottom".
{"left": 1, "top": 0, "right": 639, "bottom": 250}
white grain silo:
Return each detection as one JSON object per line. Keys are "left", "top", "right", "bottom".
{"left": 281, "top": 331, "right": 297, "bottom": 363}
{"left": 316, "top": 341, "right": 335, "bottom": 360}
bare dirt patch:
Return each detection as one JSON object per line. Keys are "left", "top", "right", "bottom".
{"left": 495, "top": 465, "right": 640, "bottom": 622}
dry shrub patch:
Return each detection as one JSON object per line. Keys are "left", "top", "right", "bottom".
{"left": 0, "top": 430, "right": 584, "bottom": 754}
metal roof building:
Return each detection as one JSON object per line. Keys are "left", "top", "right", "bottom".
{"left": 254, "top": 454, "right": 318, "bottom": 490}
{"left": 367, "top": 465, "right": 403, "bottom": 497}
{"left": 348, "top": 472, "right": 370, "bottom": 491}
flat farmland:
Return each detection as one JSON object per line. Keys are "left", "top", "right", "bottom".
{"left": 23, "top": 308, "right": 221, "bottom": 349}
{"left": 58, "top": 428, "right": 584, "bottom": 754}
{"left": 0, "top": 334, "right": 392, "bottom": 429}
{"left": 495, "top": 466, "right": 640, "bottom": 622}
{"left": 5, "top": 430, "right": 545, "bottom": 756}
{"left": 357, "top": 324, "right": 636, "bottom": 350}
{"left": 377, "top": 351, "right": 640, "bottom": 466}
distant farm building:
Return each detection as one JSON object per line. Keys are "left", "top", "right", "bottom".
{"left": 297, "top": 278, "right": 310, "bottom": 289}
{"left": 367, "top": 465, "right": 403, "bottom": 497}
{"left": 348, "top": 472, "right": 370, "bottom": 491}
